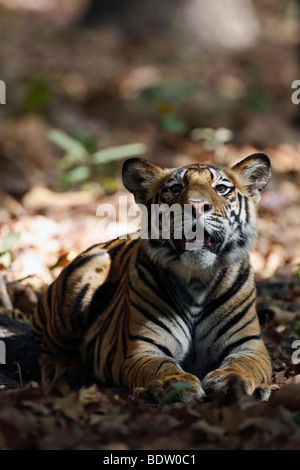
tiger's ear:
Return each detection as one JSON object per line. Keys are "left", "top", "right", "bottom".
{"left": 231, "top": 153, "right": 271, "bottom": 203}
{"left": 122, "top": 158, "right": 165, "bottom": 204}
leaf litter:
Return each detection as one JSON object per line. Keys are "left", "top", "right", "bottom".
{"left": 0, "top": 165, "right": 300, "bottom": 450}
{"left": 0, "top": 1, "right": 300, "bottom": 451}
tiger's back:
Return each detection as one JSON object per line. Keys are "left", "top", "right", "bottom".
{"left": 32, "top": 154, "right": 272, "bottom": 402}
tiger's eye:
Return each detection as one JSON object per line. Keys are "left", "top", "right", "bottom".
{"left": 169, "top": 184, "right": 182, "bottom": 195}
{"left": 215, "top": 184, "right": 230, "bottom": 195}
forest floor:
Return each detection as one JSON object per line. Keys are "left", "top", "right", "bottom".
{"left": 0, "top": 2, "right": 300, "bottom": 450}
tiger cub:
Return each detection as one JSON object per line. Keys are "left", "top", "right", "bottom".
{"left": 32, "top": 154, "right": 272, "bottom": 402}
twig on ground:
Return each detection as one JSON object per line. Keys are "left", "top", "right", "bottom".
{"left": 0, "top": 274, "right": 13, "bottom": 315}
{"left": 13, "top": 362, "right": 24, "bottom": 389}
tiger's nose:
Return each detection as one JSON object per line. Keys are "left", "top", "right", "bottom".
{"left": 186, "top": 199, "right": 212, "bottom": 216}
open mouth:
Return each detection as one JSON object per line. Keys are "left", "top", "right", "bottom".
{"left": 184, "top": 229, "right": 221, "bottom": 254}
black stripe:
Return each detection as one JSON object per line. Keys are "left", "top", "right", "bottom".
{"left": 217, "top": 335, "right": 261, "bottom": 365}
{"left": 244, "top": 196, "right": 249, "bottom": 223}
{"left": 226, "top": 313, "right": 256, "bottom": 341}
{"left": 121, "top": 302, "right": 130, "bottom": 358}
{"left": 130, "top": 335, "right": 173, "bottom": 357}
{"left": 130, "top": 283, "right": 166, "bottom": 319}
{"left": 31, "top": 311, "right": 43, "bottom": 334}
{"left": 230, "top": 209, "right": 240, "bottom": 224}
{"left": 208, "top": 169, "right": 214, "bottom": 181}
{"left": 126, "top": 354, "right": 145, "bottom": 378}
{"left": 107, "top": 295, "right": 129, "bottom": 375}
{"left": 109, "top": 238, "right": 135, "bottom": 258}
{"left": 166, "top": 274, "right": 198, "bottom": 309}
{"left": 254, "top": 359, "right": 268, "bottom": 383}
{"left": 71, "top": 283, "right": 90, "bottom": 317}
{"left": 49, "top": 282, "right": 69, "bottom": 343}
{"left": 43, "top": 323, "right": 70, "bottom": 353}
{"left": 62, "top": 253, "right": 103, "bottom": 295}
{"left": 85, "top": 280, "right": 118, "bottom": 329}
{"left": 85, "top": 240, "right": 134, "bottom": 330}
{"left": 200, "top": 287, "right": 255, "bottom": 340}
{"left": 155, "top": 359, "right": 176, "bottom": 375}
{"left": 87, "top": 291, "right": 126, "bottom": 380}
{"left": 213, "top": 297, "right": 256, "bottom": 341}
{"left": 53, "top": 280, "right": 69, "bottom": 333}
{"left": 209, "top": 215, "right": 223, "bottom": 223}
{"left": 121, "top": 237, "right": 139, "bottom": 256}
{"left": 137, "top": 276, "right": 190, "bottom": 338}
{"left": 261, "top": 355, "right": 272, "bottom": 382}
{"left": 97, "top": 286, "right": 126, "bottom": 341}
{"left": 130, "top": 298, "right": 183, "bottom": 350}
{"left": 206, "top": 267, "right": 228, "bottom": 296}
{"left": 135, "top": 258, "right": 191, "bottom": 335}
{"left": 161, "top": 282, "right": 194, "bottom": 329}
{"left": 148, "top": 238, "right": 166, "bottom": 249}
{"left": 131, "top": 357, "right": 154, "bottom": 389}
{"left": 80, "top": 243, "right": 107, "bottom": 255}
{"left": 46, "top": 282, "right": 54, "bottom": 314}
{"left": 136, "top": 258, "right": 163, "bottom": 296}
{"left": 200, "top": 263, "right": 250, "bottom": 322}
{"left": 105, "top": 331, "right": 120, "bottom": 382}
{"left": 237, "top": 192, "right": 243, "bottom": 219}
{"left": 236, "top": 237, "right": 247, "bottom": 248}
{"left": 95, "top": 334, "right": 106, "bottom": 381}
{"left": 33, "top": 297, "right": 47, "bottom": 334}
{"left": 85, "top": 334, "right": 99, "bottom": 379}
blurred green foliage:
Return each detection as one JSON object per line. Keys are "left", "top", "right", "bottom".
{"left": 23, "top": 73, "right": 52, "bottom": 114}
{"left": 190, "top": 127, "right": 233, "bottom": 149}
{"left": 48, "top": 128, "right": 147, "bottom": 191}
{"left": 141, "top": 81, "right": 194, "bottom": 134}
{"left": 243, "top": 83, "right": 273, "bottom": 114}
{"left": 139, "top": 76, "right": 274, "bottom": 138}
{"left": 295, "top": 263, "right": 300, "bottom": 279}
{"left": 294, "top": 321, "right": 300, "bottom": 338}
{"left": 141, "top": 81, "right": 194, "bottom": 104}
{"left": 158, "top": 381, "right": 193, "bottom": 408}
{"left": 0, "top": 232, "right": 20, "bottom": 268}
{"left": 49, "top": 253, "right": 69, "bottom": 271}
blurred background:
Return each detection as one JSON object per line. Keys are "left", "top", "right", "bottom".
{"left": 0, "top": 0, "right": 300, "bottom": 293}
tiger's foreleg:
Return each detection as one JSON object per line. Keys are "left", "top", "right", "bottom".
{"left": 124, "top": 351, "right": 205, "bottom": 404}
{"left": 202, "top": 335, "right": 272, "bottom": 401}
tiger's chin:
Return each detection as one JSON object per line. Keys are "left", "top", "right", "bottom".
{"left": 181, "top": 240, "right": 252, "bottom": 272}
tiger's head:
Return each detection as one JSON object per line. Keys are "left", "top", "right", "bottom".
{"left": 122, "top": 154, "right": 271, "bottom": 274}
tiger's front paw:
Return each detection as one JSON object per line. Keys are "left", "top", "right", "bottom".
{"left": 203, "top": 369, "right": 271, "bottom": 401}
{"left": 133, "top": 372, "right": 205, "bottom": 405}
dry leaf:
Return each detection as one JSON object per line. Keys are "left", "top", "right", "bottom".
{"left": 286, "top": 375, "right": 300, "bottom": 385}
{"left": 192, "top": 420, "right": 226, "bottom": 436}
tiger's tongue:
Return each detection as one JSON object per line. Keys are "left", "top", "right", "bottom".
{"left": 184, "top": 232, "right": 218, "bottom": 253}
{"left": 185, "top": 233, "right": 212, "bottom": 245}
